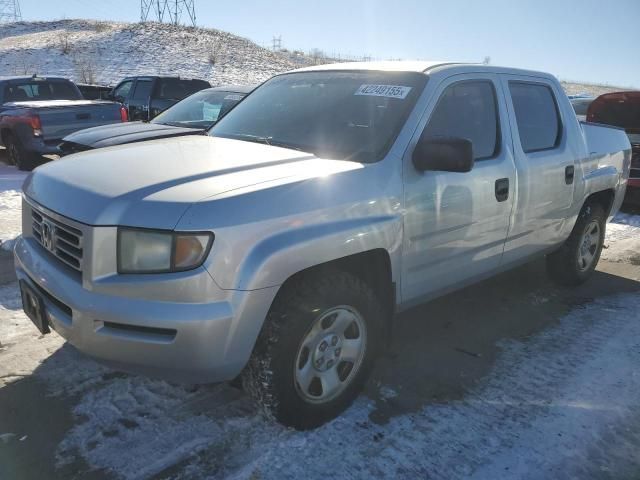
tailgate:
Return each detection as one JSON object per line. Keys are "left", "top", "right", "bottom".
{"left": 37, "top": 101, "right": 122, "bottom": 141}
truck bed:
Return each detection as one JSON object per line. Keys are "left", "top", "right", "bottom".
{"left": 2, "top": 99, "right": 123, "bottom": 141}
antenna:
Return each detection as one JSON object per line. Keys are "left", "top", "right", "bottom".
{"left": 0, "top": 0, "right": 22, "bottom": 23}
{"left": 141, "top": 0, "right": 196, "bottom": 27}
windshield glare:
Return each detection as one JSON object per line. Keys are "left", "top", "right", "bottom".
{"left": 210, "top": 71, "right": 427, "bottom": 162}
{"left": 152, "top": 90, "right": 246, "bottom": 128}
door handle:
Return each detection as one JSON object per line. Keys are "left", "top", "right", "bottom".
{"left": 565, "top": 165, "right": 575, "bottom": 185}
{"left": 495, "top": 178, "right": 509, "bottom": 202}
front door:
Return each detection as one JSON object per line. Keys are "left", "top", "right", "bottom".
{"left": 401, "top": 74, "right": 516, "bottom": 304}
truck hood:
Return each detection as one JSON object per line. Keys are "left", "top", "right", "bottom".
{"left": 24, "top": 135, "right": 361, "bottom": 229}
{"left": 61, "top": 121, "right": 204, "bottom": 149}
{"left": 587, "top": 91, "right": 640, "bottom": 136}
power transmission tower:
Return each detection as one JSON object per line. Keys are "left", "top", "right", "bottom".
{"left": 0, "top": 0, "right": 22, "bottom": 23}
{"left": 272, "top": 35, "right": 282, "bottom": 51}
{"left": 140, "top": 0, "right": 196, "bottom": 27}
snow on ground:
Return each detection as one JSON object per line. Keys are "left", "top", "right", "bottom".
{"left": 602, "top": 212, "right": 640, "bottom": 264}
{"left": 0, "top": 163, "right": 26, "bottom": 252}
{"left": 1, "top": 268, "right": 640, "bottom": 479}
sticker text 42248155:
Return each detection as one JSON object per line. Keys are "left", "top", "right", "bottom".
{"left": 354, "top": 84, "right": 412, "bottom": 99}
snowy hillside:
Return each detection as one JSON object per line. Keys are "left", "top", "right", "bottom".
{"left": 0, "top": 19, "right": 303, "bottom": 87}
{"left": 0, "top": 19, "right": 632, "bottom": 96}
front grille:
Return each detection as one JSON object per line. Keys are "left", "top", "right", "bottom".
{"left": 31, "top": 207, "right": 83, "bottom": 272}
{"left": 631, "top": 144, "right": 640, "bottom": 176}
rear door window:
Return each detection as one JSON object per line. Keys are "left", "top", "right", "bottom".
{"left": 132, "top": 80, "right": 153, "bottom": 101}
{"left": 509, "top": 82, "right": 562, "bottom": 153}
{"left": 156, "top": 79, "right": 209, "bottom": 100}
{"left": 420, "top": 80, "right": 500, "bottom": 160}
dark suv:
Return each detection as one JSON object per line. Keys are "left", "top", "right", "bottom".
{"left": 110, "top": 76, "right": 211, "bottom": 121}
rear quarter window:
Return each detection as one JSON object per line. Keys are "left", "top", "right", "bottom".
{"left": 156, "top": 79, "right": 210, "bottom": 100}
{"left": 509, "top": 82, "right": 562, "bottom": 153}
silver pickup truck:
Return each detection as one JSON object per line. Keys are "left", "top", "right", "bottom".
{"left": 14, "top": 62, "right": 631, "bottom": 429}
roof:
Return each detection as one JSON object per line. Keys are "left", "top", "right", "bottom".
{"left": 207, "top": 84, "right": 257, "bottom": 94}
{"left": 289, "top": 60, "right": 556, "bottom": 80}
{"left": 0, "top": 75, "right": 70, "bottom": 82}
{"left": 292, "top": 61, "right": 457, "bottom": 73}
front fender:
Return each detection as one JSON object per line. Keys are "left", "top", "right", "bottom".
{"left": 231, "top": 215, "right": 403, "bottom": 291}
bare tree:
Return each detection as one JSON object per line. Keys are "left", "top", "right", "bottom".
{"left": 11, "top": 51, "right": 35, "bottom": 75}
{"left": 73, "top": 53, "right": 97, "bottom": 84}
{"left": 59, "top": 31, "right": 72, "bottom": 55}
{"left": 207, "top": 38, "right": 223, "bottom": 65}
{"left": 309, "top": 48, "right": 326, "bottom": 65}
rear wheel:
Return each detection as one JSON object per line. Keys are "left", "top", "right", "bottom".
{"left": 242, "top": 270, "right": 384, "bottom": 429}
{"left": 4, "top": 133, "right": 37, "bottom": 171}
{"left": 546, "top": 202, "right": 606, "bottom": 285}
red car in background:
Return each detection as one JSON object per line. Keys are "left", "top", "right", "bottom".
{"left": 587, "top": 91, "right": 640, "bottom": 205}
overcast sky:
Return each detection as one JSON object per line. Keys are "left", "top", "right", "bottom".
{"left": 17, "top": 0, "right": 640, "bottom": 88}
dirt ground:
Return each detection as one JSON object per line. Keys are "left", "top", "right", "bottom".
{"left": 1, "top": 158, "right": 639, "bottom": 479}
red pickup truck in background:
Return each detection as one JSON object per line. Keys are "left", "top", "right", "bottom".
{"left": 587, "top": 91, "right": 640, "bottom": 205}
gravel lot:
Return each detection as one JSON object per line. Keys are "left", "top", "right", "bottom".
{"left": 1, "top": 159, "right": 639, "bottom": 480}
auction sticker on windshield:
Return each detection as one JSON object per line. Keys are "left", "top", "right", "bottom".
{"left": 355, "top": 84, "right": 412, "bottom": 99}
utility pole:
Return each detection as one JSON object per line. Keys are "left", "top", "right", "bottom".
{"left": 0, "top": 0, "right": 22, "bottom": 23}
{"left": 272, "top": 35, "right": 282, "bottom": 52}
{"left": 140, "top": 0, "right": 196, "bottom": 27}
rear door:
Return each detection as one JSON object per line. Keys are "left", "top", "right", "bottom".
{"left": 500, "top": 76, "right": 576, "bottom": 263}
{"left": 128, "top": 78, "right": 154, "bottom": 121}
{"left": 401, "top": 73, "right": 516, "bottom": 303}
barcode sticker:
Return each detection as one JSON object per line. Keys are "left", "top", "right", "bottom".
{"left": 224, "top": 94, "right": 243, "bottom": 101}
{"left": 354, "top": 84, "right": 412, "bottom": 99}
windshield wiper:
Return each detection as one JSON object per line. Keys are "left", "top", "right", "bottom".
{"left": 231, "top": 134, "right": 309, "bottom": 153}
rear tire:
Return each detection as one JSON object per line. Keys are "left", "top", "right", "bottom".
{"left": 546, "top": 202, "right": 606, "bottom": 286}
{"left": 5, "top": 133, "right": 38, "bottom": 171}
{"left": 242, "top": 270, "right": 384, "bottom": 430}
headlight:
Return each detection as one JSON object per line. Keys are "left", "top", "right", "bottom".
{"left": 118, "top": 228, "right": 213, "bottom": 273}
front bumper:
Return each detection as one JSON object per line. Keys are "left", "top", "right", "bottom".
{"left": 14, "top": 235, "right": 278, "bottom": 384}
{"left": 624, "top": 179, "right": 640, "bottom": 205}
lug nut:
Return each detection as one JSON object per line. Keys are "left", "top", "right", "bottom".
{"left": 319, "top": 341, "right": 328, "bottom": 352}
{"left": 326, "top": 359, "right": 334, "bottom": 368}
{"left": 315, "top": 357, "right": 324, "bottom": 367}
{"left": 335, "top": 348, "right": 341, "bottom": 357}
{"left": 331, "top": 336, "right": 339, "bottom": 346}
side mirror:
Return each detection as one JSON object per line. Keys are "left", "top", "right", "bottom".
{"left": 412, "top": 136, "right": 474, "bottom": 173}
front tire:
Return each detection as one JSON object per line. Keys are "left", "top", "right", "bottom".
{"left": 546, "top": 202, "right": 606, "bottom": 285}
{"left": 242, "top": 270, "right": 384, "bottom": 429}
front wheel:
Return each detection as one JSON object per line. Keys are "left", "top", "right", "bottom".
{"left": 242, "top": 270, "right": 384, "bottom": 429}
{"left": 546, "top": 202, "right": 606, "bottom": 285}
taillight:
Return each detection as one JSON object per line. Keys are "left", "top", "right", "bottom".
{"left": 119, "top": 106, "right": 128, "bottom": 122}
{"left": 19, "top": 114, "right": 42, "bottom": 136}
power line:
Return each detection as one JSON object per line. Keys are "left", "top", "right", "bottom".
{"left": 140, "top": 0, "right": 196, "bottom": 27}
{"left": 0, "top": 0, "right": 22, "bottom": 23}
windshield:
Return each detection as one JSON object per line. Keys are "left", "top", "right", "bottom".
{"left": 152, "top": 89, "right": 246, "bottom": 128}
{"left": 210, "top": 71, "right": 428, "bottom": 162}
